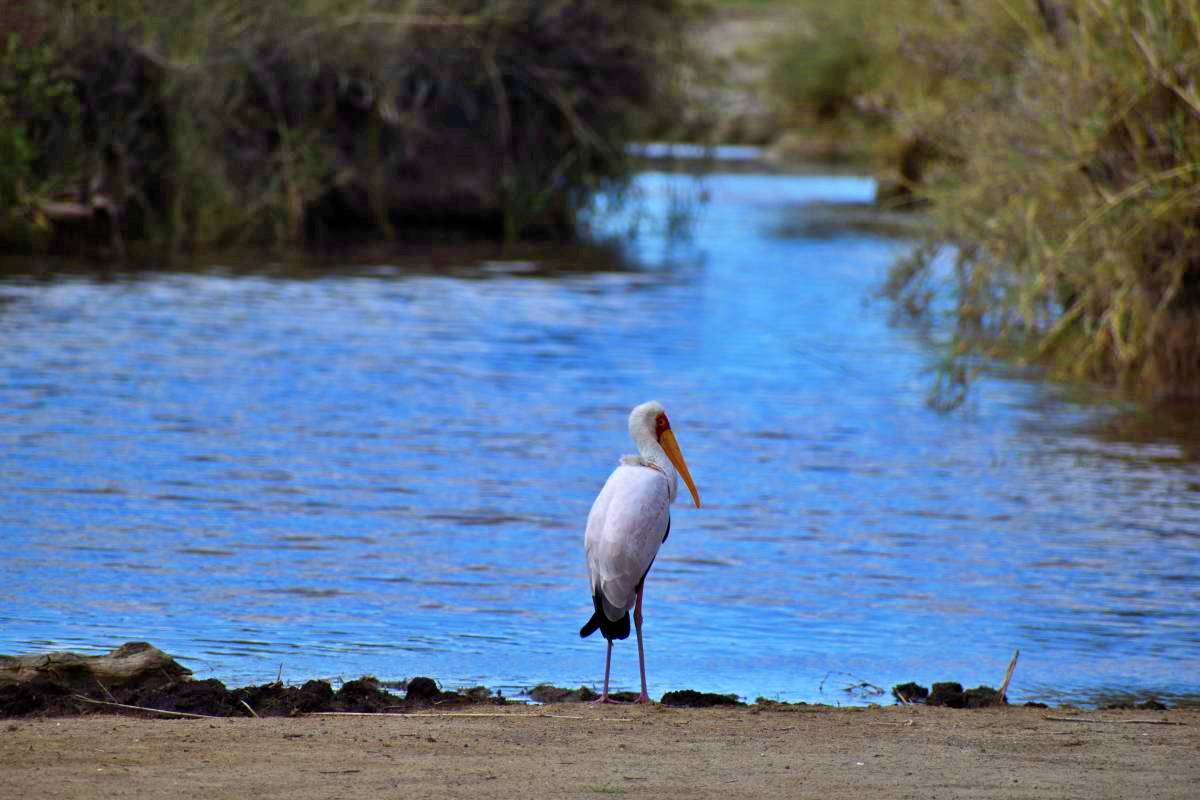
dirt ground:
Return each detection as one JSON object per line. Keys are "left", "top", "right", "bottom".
{"left": 2, "top": 704, "right": 1195, "bottom": 800}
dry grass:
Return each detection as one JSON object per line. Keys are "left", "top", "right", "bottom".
{"left": 761, "top": 1, "right": 1200, "bottom": 400}
{"left": 875, "top": 0, "right": 1200, "bottom": 400}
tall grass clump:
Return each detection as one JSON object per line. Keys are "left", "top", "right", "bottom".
{"left": 0, "top": 0, "right": 694, "bottom": 252}
{"left": 878, "top": 0, "right": 1200, "bottom": 401}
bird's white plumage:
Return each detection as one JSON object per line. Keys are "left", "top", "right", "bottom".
{"left": 585, "top": 463, "right": 671, "bottom": 621}
{"left": 581, "top": 401, "right": 698, "bottom": 704}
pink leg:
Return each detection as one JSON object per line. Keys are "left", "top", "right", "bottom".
{"left": 591, "top": 639, "right": 620, "bottom": 704}
{"left": 633, "top": 586, "right": 651, "bottom": 704}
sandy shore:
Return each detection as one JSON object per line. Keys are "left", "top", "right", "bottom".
{"left": 3, "top": 704, "right": 1196, "bottom": 799}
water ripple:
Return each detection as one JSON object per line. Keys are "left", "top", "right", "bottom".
{"left": 1, "top": 172, "right": 1198, "bottom": 705}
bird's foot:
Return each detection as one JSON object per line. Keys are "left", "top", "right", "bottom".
{"left": 633, "top": 693, "right": 652, "bottom": 705}
{"left": 590, "top": 696, "right": 622, "bottom": 705}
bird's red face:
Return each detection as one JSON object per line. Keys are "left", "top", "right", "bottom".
{"left": 655, "top": 412, "right": 700, "bottom": 508}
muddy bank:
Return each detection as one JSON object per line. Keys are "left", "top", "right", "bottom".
{"left": 1, "top": 643, "right": 1181, "bottom": 719}
{"left": 0, "top": 643, "right": 502, "bottom": 719}
{"left": 0, "top": 644, "right": 762, "bottom": 718}
{"left": 0, "top": 673, "right": 504, "bottom": 719}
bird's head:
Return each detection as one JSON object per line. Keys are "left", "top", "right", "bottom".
{"left": 629, "top": 401, "right": 701, "bottom": 508}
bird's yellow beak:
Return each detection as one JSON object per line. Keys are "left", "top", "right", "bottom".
{"left": 659, "top": 428, "right": 701, "bottom": 508}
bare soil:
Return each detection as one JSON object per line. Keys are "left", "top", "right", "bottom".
{"left": 2, "top": 704, "right": 1195, "bottom": 800}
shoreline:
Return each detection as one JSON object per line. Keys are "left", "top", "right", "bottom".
{"left": 5, "top": 670, "right": 1190, "bottom": 719}
{"left": 3, "top": 643, "right": 1192, "bottom": 718}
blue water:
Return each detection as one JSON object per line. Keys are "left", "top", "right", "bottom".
{"left": 2, "top": 166, "right": 1198, "bottom": 706}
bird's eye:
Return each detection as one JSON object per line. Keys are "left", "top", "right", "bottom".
{"left": 656, "top": 414, "right": 669, "bottom": 433}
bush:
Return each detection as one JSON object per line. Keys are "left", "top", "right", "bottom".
{"left": 759, "top": 0, "right": 882, "bottom": 159}
{"left": 0, "top": 0, "right": 695, "bottom": 251}
{"left": 765, "top": 2, "right": 877, "bottom": 121}
{"left": 0, "top": 32, "right": 81, "bottom": 216}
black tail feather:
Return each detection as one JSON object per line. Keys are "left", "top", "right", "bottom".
{"left": 579, "top": 592, "right": 630, "bottom": 640}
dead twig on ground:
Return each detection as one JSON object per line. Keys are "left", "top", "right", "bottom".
{"left": 94, "top": 678, "right": 116, "bottom": 702}
{"left": 71, "top": 694, "right": 218, "bottom": 719}
{"left": 1044, "top": 716, "right": 1185, "bottom": 726}
{"left": 307, "top": 711, "right": 632, "bottom": 721}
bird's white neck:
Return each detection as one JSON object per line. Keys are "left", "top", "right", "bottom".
{"left": 625, "top": 429, "right": 679, "bottom": 503}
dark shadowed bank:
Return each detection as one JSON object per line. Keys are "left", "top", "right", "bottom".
{"left": 0, "top": 0, "right": 695, "bottom": 255}
{"left": 0, "top": 643, "right": 1184, "bottom": 718}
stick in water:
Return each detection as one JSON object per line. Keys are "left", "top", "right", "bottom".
{"left": 997, "top": 649, "right": 1019, "bottom": 704}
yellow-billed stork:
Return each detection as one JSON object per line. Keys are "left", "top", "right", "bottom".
{"left": 580, "top": 401, "right": 701, "bottom": 703}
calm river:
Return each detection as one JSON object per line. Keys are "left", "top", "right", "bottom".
{"left": 2, "top": 154, "right": 1198, "bottom": 705}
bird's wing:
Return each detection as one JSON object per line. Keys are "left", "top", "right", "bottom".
{"left": 584, "top": 464, "right": 671, "bottom": 621}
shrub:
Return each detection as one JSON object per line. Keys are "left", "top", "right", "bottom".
{"left": 0, "top": 0, "right": 695, "bottom": 250}
{"left": 0, "top": 32, "right": 81, "bottom": 217}
{"left": 765, "top": 2, "right": 878, "bottom": 122}
{"left": 880, "top": 0, "right": 1200, "bottom": 400}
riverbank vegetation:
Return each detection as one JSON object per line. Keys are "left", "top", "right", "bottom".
{"left": 0, "top": 0, "right": 694, "bottom": 254}
{"left": 5, "top": 1, "right": 1198, "bottom": 400}
{"left": 760, "top": 0, "right": 1200, "bottom": 400}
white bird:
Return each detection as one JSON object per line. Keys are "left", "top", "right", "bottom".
{"left": 580, "top": 400, "right": 701, "bottom": 704}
